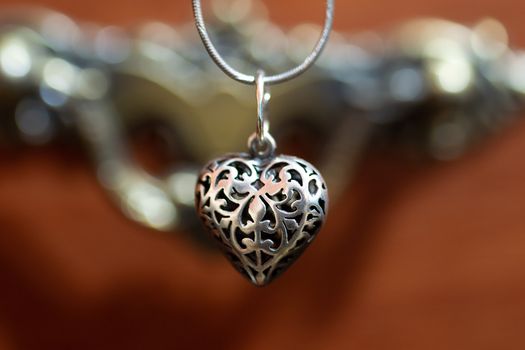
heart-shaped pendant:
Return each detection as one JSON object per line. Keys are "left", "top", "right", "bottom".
{"left": 191, "top": 0, "right": 334, "bottom": 286}
{"left": 195, "top": 153, "right": 328, "bottom": 286}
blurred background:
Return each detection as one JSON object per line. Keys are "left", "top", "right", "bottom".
{"left": 0, "top": 0, "right": 525, "bottom": 349}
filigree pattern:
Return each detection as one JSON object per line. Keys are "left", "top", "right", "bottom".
{"left": 195, "top": 153, "right": 328, "bottom": 286}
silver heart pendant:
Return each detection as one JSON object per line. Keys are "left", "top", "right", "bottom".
{"left": 195, "top": 153, "right": 328, "bottom": 286}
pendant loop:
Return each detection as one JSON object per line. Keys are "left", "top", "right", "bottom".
{"left": 249, "top": 70, "right": 276, "bottom": 158}
{"left": 256, "top": 70, "right": 271, "bottom": 145}
{"left": 248, "top": 132, "right": 276, "bottom": 159}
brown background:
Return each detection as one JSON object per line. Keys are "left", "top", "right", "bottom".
{"left": 1, "top": 0, "right": 525, "bottom": 349}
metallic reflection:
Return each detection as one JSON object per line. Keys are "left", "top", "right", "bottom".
{"left": 0, "top": 36, "right": 31, "bottom": 78}
{"left": 123, "top": 178, "right": 178, "bottom": 230}
{"left": 425, "top": 38, "right": 473, "bottom": 94}
{"left": 43, "top": 58, "right": 78, "bottom": 94}
{"left": 471, "top": 18, "right": 508, "bottom": 60}
{"left": 508, "top": 52, "right": 525, "bottom": 94}
{"left": 95, "top": 26, "right": 131, "bottom": 64}
{"left": 15, "top": 99, "right": 54, "bottom": 144}
{"left": 167, "top": 170, "right": 199, "bottom": 207}
{"left": 389, "top": 67, "right": 425, "bottom": 102}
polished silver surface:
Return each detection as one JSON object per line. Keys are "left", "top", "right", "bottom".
{"left": 255, "top": 70, "right": 271, "bottom": 147}
{"left": 191, "top": 0, "right": 335, "bottom": 85}
{"left": 193, "top": 0, "right": 334, "bottom": 285}
{"left": 195, "top": 153, "right": 328, "bottom": 286}
{"left": 249, "top": 70, "right": 276, "bottom": 158}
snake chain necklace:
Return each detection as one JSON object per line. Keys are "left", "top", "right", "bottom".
{"left": 193, "top": 0, "right": 334, "bottom": 286}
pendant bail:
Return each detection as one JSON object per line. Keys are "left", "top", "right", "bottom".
{"left": 249, "top": 70, "right": 276, "bottom": 158}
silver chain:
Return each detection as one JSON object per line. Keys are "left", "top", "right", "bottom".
{"left": 191, "top": 0, "right": 335, "bottom": 85}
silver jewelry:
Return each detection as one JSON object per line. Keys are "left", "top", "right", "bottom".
{"left": 193, "top": 1, "right": 333, "bottom": 285}
{"left": 192, "top": 0, "right": 334, "bottom": 85}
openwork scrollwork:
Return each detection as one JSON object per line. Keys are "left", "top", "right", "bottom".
{"left": 195, "top": 154, "right": 328, "bottom": 286}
